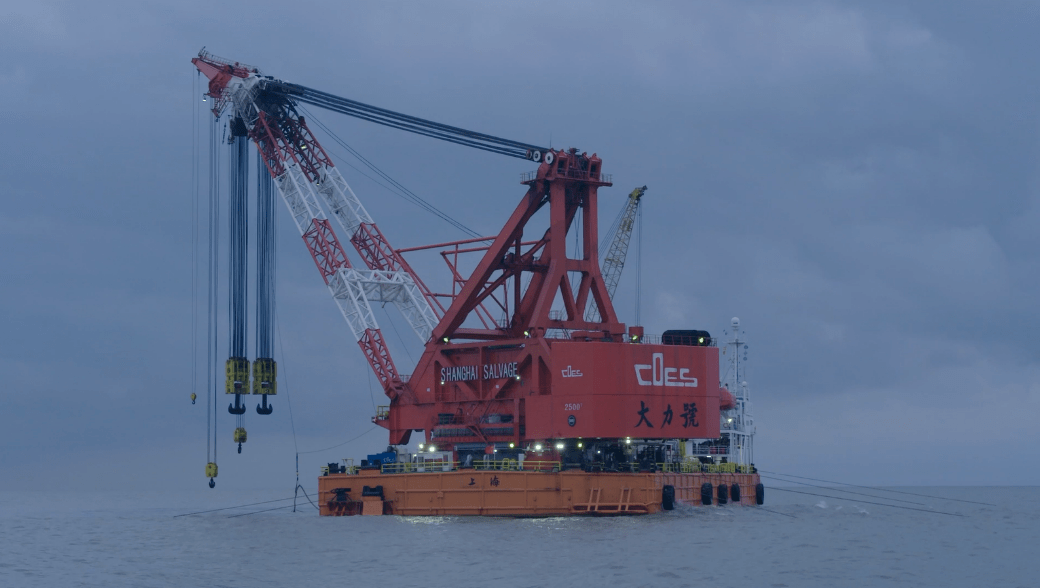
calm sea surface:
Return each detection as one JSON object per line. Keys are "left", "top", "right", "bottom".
{"left": 1, "top": 486, "right": 1035, "bottom": 587}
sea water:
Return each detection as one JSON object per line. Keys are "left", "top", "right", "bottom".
{"left": 0, "top": 486, "right": 1035, "bottom": 587}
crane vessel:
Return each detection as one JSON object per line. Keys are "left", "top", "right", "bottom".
{"left": 192, "top": 50, "right": 762, "bottom": 515}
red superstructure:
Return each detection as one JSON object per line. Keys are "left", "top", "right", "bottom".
{"left": 381, "top": 149, "right": 722, "bottom": 456}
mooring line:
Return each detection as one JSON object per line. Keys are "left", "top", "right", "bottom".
{"left": 759, "top": 475, "right": 926, "bottom": 506}
{"left": 174, "top": 496, "right": 297, "bottom": 517}
{"left": 768, "top": 487, "right": 965, "bottom": 517}
{"left": 757, "top": 506, "right": 797, "bottom": 519}
{"left": 227, "top": 504, "right": 293, "bottom": 518}
{"left": 760, "top": 470, "right": 996, "bottom": 507}
{"left": 296, "top": 485, "right": 320, "bottom": 511}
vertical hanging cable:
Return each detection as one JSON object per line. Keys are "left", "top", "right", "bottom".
{"left": 227, "top": 123, "right": 250, "bottom": 452}
{"left": 253, "top": 149, "right": 277, "bottom": 415}
{"left": 192, "top": 70, "right": 200, "bottom": 447}
{"left": 206, "top": 111, "right": 221, "bottom": 487}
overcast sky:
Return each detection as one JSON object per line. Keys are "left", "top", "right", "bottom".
{"left": 1, "top": 1, "right": 1037, "bottom": 494}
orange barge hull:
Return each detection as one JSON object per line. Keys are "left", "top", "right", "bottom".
{"left": 318, "top": 470, "right": 762, "bottom": 516}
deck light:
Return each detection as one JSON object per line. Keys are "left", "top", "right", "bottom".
{"left": 509, "top": 442, "right": 515, "bottom": 448}
{"left": 577, "top": 442, "right": 583, "bottom": 448}
{"left": 534, "top": 443, "right": 543, "bottom": 451}
{"left": 429, "top": 445, "right": 436, "bottom": 452}
{"left": 555, "top": 442, "right": 564, "bottom": 450}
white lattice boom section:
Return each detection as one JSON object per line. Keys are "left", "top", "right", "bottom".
{"left": 190, "top": 58, "right": 418, "bottom": 397}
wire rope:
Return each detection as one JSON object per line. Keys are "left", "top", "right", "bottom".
{"left": 295, "top": 484, "right": 320, "bottom": 511}
{"left": 299, "top": 106, "right": 485, "bottom": 240}
{"left": 297, "top": 427, "right": 381, "bottom": 455}
{"left": 207, "top": 112, "right": 221, "bottom": 464}
{"left": 192, "top": 69, "right": 201, "bottom": 463}
{"left": 759, "top": 475, "right": 926, "bottom": 506}
{"left": 634, "top": 200, "right": 643, "bottom": 325}
{"left": 759, "top": 470, "right": 996, "bottom": 506}
{"left": 281, "top": 84, "right": 545, "bottom": 155}
{"left": 227, "top": 505, "right": 293, "bottom": 518}
{"left": 367, "top": 370, "right": 377, "bottom": 413}
{"left": 228, "top": 133, "right": 249, "bottom": 436}
{"left": 174, "top": 496, "right": 298, "bottom": 517}
{"left": 275, "top": 316, "right": 297, "bottom": 454}
{"left": 767, "top": 487, "right": 966, "bottom": 517}
{"left": 382, "top": 307, "right": 415, "bottom": 366}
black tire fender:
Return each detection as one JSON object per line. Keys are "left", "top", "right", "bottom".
{"left": 662, "top": 485, "right": 675, "bottom": 511}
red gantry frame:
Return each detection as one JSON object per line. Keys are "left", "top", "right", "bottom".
{"left": 382, "top": 150, "right": 722, "bottom": 449}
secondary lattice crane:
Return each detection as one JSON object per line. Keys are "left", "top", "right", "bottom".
{"left": 585, "top": 185, "right": 646, "bottom": 323}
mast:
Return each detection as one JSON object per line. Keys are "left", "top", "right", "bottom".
{"left": 723, "top": 317, "right": 755, "bottom": 466}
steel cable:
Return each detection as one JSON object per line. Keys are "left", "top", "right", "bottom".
{"left": 767, "top": 487, "right": 966, "bottom": 517}
{"left": 298, "top": 106, "right": 484, "bottom": 239}
{"left": 759, "top": 470, "right": 996, "bottom": 507}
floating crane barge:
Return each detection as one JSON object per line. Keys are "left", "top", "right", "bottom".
{"left": 192, "top": 50, "right": 762, "bottom": 515}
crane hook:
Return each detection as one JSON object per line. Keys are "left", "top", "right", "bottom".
{"left": 228, "top": 394, "right": 246, "bottom": 415}
{"left": 190, "top": 393, "right": 196, "bottom": 405}
{"left": 256, "top": 394, "right": 273, "bottom": 415}
{"left": 209, "top": 478, "right": 215, "bottom": 488}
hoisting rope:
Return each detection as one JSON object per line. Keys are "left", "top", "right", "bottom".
{"left": 228, "top": 134, "right": 250, "bottom": 451}
{"left": 206, "top": 111, "right": 221, "bottom": 486}
{"left": 191, "top": 71, "right": 199, "bottom": 407}
{"left": 255, "top": 151, "right": 277, "bottom": 408}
